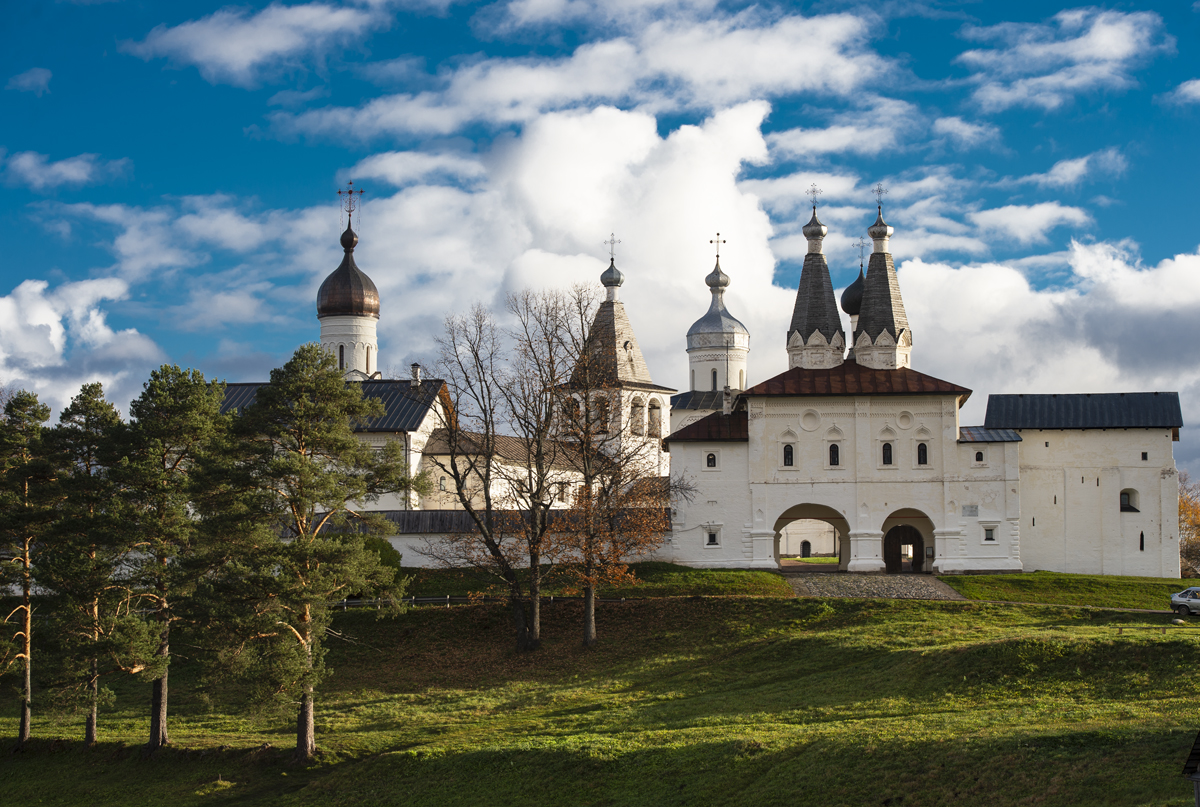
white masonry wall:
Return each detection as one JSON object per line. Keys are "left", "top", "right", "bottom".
{"left": 320, "top": 314, "right": 379, "bottom": 377}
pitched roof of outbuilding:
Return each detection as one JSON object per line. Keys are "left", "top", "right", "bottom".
{"left": 984, "top": 393, "right": 1183, "bottom": 430}
{"left": 220, "top": 379, "right": 444, "bottom": 433}
{"left": 665, "top": 410, "right": 748, "bottom": 443}
{"left": 423, "top": 428, "right": 586, "bottom": 471}
{"left": 958, "top": 426, "right": 1023, "bottom": 443}
{"left": 741, "top": 362, "right": 971, "bottom": 400}
{"left": 670, "top": 390, "right": 725, "bottom": 411}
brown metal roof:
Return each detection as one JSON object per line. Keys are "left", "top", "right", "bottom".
{"left": 741, "top": 362, "right": 971, "bottom": 400}
{"left": 665, "top": 410, "right": 748, "bottom": 443}
{"left": 423, "top": 428, "right": 586, "bottom": 471}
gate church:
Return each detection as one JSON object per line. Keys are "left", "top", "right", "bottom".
{"left": 224, "top": 188, "right": 1183, "bottom": 577}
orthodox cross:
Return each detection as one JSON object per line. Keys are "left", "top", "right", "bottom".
{"left": 603, "top": 232, "right": 621, "bottom": 260}
{"left": 338, "top": 180, "right": 364, "bottom": 224}
{"left": 806, "top": 183, "right": 823, "bottom": 210}
{"left": 856, "top": 236, "right": 869, "bottom": 268}
{"left": 872, "top": 182, "right": 888, "bottom": 209}
{"left": 710, "top": 232, "right": 726, "bottom": 258}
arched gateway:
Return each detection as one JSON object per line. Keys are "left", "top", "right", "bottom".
{"left": 883, "top": 525, "right": 924, "bottom": 574}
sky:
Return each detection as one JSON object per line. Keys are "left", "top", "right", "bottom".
{"left": 3, "top": 0, "right": 1200, "bottom": 467}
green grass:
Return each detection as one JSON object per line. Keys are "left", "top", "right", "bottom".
{"left": 4, "top": 596, "right": 1200, "bottom": 806}
{"left": 785, "top": 556, "right": 839, "bottom": 564}
{"left": 402, "top": 561, "right": 793, "bottom": 599}
{"left": 939, "top": 571, "right": 1186, "bottom": 610}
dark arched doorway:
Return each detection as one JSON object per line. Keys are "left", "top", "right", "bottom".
{"left": 883, "top": 525, "right": 924, "bottom": 574}
{"left": 801, "top": 540, "right": 811, "bottom": 558}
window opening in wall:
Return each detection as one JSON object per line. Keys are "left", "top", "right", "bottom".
{"left": 707, "top": 531, "right": 719, "bottom": 546}
{"left": 1032, "top": 517, "right": 1035, "bottom": 527}
{"left": 339, "top": 345, "right": 345, "bottom": 370}
{"left": 829, "top": 443, "right": 839, "bottom": 466}
{"left": 648, "top": 400, "right": 662, "bottom": 437}
{"left": 882, "top": 443, "right": 893, "bottom": 465}
{"left": 783, "top": 444, "right": 794, "bottom": 466}
{"left": 1045, "top": 442, "right": 1049, "bottom": 447}
{"left": 1096, "top": 478, "right": 1099, "bottom": 486}
{"left": 1142, "top": 452, "right": 1148, "bottom": 461}
{"left": 630, "top": 399, "right": 645, "bottom": 436}
{"left": 975, "top": 451, "right": 984, "bottom": 462}
{"left": 706, "top": 453, "right": 716, "bottom": 468}
{"left": 691, "top": 369, "right": 695, "bottom": 390}
{"left": 984, "top": 528, "right": 995, "bottom": 542}
{"left": 439, "top": 477, "right": 446, "bottom": 491}
{"left": 712, "top": 369, "right": 718, "bottom": 391}
{"left": 739, "top": 370, "right": 744, "bottom": 388}
{"left": 1054, "top": 495, "right": 1057, "bottom": 504}
{"left": 1140, "top": 531, "right": 1145, "bottom": 551}
{"left": 595, "top": 398, "right": 609, "bottom": 433}
{"left": 917, "top": 443, "right": 928, "bottom": 465}
{"left": 366, "top": 345, "right": 371, "bottom": 373}
{"left": 1121, "top": 491, "right": 1140, "bottom": 512}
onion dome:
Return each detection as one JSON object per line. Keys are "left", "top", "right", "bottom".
{"left": 600, "top": 257, "right": 624, "bottom": 288}
{"left": 840, "top": 268, "right": 864, "bottom": 316}
{"left": 868, "top": 206, "right": 894, "bottom": 250}
{"left": 317, "top": 223, "right": 380, "bottom": 319}
{"left": 688, "top": 259, "right": 749, "bottom": 340}
{"left": 802, "top": 207, "right": 828, "bottom": 241}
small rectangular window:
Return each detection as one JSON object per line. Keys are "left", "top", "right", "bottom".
{"left": 984, "top": 528, "right": 995, "bottom": 542}
{"left": 707, "top": 532, "right": 718, "bottom": 546}
{"left": 1141, "top": 452, "right": 1148, "bottom": 461}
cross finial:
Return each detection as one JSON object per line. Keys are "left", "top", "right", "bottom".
{"left": 856, "top": 236, "right": 869, "bottom": 268}
{"left": 710, "top": 232, "right": 726, "bottom": 258}
{"left": 872, "top": 182, "right": 888, "bottom": 209}
{"left": 338, "top": 180, "right": 364, "bottom": 220}
{"left": 603, "top": 232, "right": 621, "bottom": 260}
{"left": 806, "top": 183, "right": 823, "bottom": 209}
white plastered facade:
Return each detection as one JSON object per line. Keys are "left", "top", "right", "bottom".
{"left": 320, "top": 314, "right": 379, "bottom": 379}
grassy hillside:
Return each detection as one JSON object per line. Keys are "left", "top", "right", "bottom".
{"left": 939, "top": 571, "right": 1185, "bottom": 610}
{"left": 4, "top": 596, "right": 1200, "bottom": 806}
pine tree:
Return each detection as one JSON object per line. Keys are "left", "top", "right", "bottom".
{"left": 0, "top": 391, "right": 55, "bottom": 749}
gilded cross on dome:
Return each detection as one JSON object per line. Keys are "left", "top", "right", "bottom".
{"left": 710, "top": 232, "right": 726, "bottom": 258}
{"left": 603, "top": 232, "right": 621, "bottom": 260}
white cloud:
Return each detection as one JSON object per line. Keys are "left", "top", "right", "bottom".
{"left": 957, "top": 9, "right": 1171, "bottom": 112}
{"left": 1010, "top": 147, "right": 1127, "bottom": 189}
{"left": 123, "top": 2, "right": 383, "bottom": 88}
{"left": 498, "top": 0, "right": 717, "bottom": 29}
{"left": 274, "top": 12, "right": 890, "bottom": 138}
{"left": 932, "top": 116, "right": 1000, "bottom": 149}
{"left": 5, "top": 67, "right": 51, "bottom": 96}
{"left": 1160, "top": 78, "right": 1200, "bottom": 106}
{"left": 768, "top": 97, "right": 923, "bottom": 161}
{"left": 968, "top": 202, "right": 1091, "bottom": 245}
{"left": 349, "top": 151, "right": 486, "bottom": 187}
{"left": 2, "top": 150, "right": 130, "bottom": 191}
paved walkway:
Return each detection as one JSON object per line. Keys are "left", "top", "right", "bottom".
{"left": 786, "top": 573, "right": 967, "bottom": 601}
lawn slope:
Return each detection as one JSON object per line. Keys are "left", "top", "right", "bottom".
{"left": 939, "top": 570, "right": 1184, "bottom": 610}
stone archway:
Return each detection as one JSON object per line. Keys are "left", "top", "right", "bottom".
{"left": 773, "top": 503, "right": 850, "bottom": 570}
{"left": 883, "top": 525, "right": 924, "bottom": 574}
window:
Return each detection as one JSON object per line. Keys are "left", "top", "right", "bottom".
{"left": 975, "top": 451, "right": 984, "bottom": 462}
{"left": 1120, "top": 490, "right": 1140, "bottom": 512}
{"left": 339, "top": 344, "right": 345, "bottom": 370}
{"left": 917, "top": 443, "right": 928, "bottom": 465}
{"left": 984, "top": 528, "right": 995, "bottom": 542}
{"left": 739, "top": 370, "right": 744, "bottom": 388}
{"left": 595, "top": 398, "right": 609, "bottom": 433}
{"left": 783, "top": 444, "right": 794, "bottom": 466}
{"left": 439, "top": 476, "right": 446, "bottom": 492}
{"left": 691, "top": 369, "right": 695, "bottom": 390}
{"left": 706, "top": 531, "right": 719, "bottom": 546}
{"left": 366, "top": 345, "right": 371, "bottom": 373}
{"left": 1142, "top": 452, "right": 1149, "bottom": 461}
{"left": 1140, "top": 531, "right": 1145, "bottom": 551}
{"left": 882, "top": 443, "right": 893, "bottom": 465}
{"left": 1045, "top": 441, "right": 1049, "bottom": 447}
{"left": 712, "top": 369, "right": 718, "bottom": 391}
{"left": 630, "top": 399, "right": 645, "bottom": 436}
{"left": 706, "top": 453, "right": 717, "bottom": 468}
{"left": 648, "top": 400, "right": 662, "bottom": 438}
{"left": 829, "top": 443, "right": 839, "bottom": 466}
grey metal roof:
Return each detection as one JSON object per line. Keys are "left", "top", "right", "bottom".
{"left": 670, "top": 390, "right": 726, "bottom": 411}
{"left": 958, "top": 426, "right": 1023, "bottom": 443}
{"left": 984, "top": 393, "right": 1183, "bottom": 430}
{"left": 788, "top": 251, "right": 843, "bottom": 344}
{"left": 854, "top": 250, "right": 909, "bottom": 343}
{"left": 686, "top": 286, "right": 749, "bottom": 339}
{"left": 220, "top": 379, "right": 443, "bottom": 433}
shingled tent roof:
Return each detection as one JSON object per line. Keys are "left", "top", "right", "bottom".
{"left": 570, "top": 298, "right": 675, "bottom": 391}
{"left": 741, "top": 362, "right": 971, "bottom": 400}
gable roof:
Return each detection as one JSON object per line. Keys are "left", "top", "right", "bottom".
{"left": 670, "top": 389, "right": 725, "bottom": 411}
{"left": 220, "top": 379, "right": 444, "bottom": 433}
{"left": 984, "top": 393, "right": 1183, "bottom": 431}
{"left": 665, "top": 410, "right": 748, "bottom": 443}
{"left": 959, "top": 426, "right": 1022, "bottom": 443}
{"left": 741, "top": 362, "right": 971, "bottom": 400}
{"left": 423, "top": 428, "right": 587, "bottom": 471}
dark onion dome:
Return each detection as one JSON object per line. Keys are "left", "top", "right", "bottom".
{"left": 840, "top": 267, "right": 865, "bottom": 316}
{"left": 317, "top": 224, "right": 380, "bottom": 319}
{"left": 600, "top": 257, "right": 624, "bottom": 288}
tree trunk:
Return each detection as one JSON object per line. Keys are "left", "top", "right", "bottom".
{"left": 295, "top": 685, "right": 315, "bottom": 762}
{"left": 147, "top": 600, "right": 170, "bottom": 751}
{"left": 85, "top": 658, "right": 98, "bottom": 747}
{"left": 583, "top": 585, "right": 596, "bottom": 648}
{"left": 16, "top": 551, "right": 32, "bottom": 749}
{"left": 527, "top": 550, "right": 541, "bottom": 651}
{"left": 510, "top": 592, "right": 530, "bottom": 652}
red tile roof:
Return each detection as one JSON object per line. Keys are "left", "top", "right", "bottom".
{"left": 742, "top": 362, "right": 971, "bottom": 400}
{"left": 666, "top": 410, "right": 748, "bottom": 443}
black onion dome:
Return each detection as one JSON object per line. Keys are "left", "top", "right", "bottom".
{"left": 317, "top": 224, "right": 380, "bottom": 319}
{"left": 840, "top": 267, "right": 864, "bottom": 316}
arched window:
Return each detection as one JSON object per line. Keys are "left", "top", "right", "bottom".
{"left": 706, "top": 453, "right": 716, "bottom": 468}
{"left": 691, "top": 369, "right": 695, "bottom": 390}
{"left": 975, "top": 451, "right": 984, "bottom": 462}
{"left": 917, "top": 443, "right": 928, "bottom": 465}
{"left": 1139, "top": 531, "right": 1145, "bottom": 551}
{"left": 882, "top": 443, "right": 893, "bottom": 465}
{"left": 595, "top": 398, "right": 609, "bottom": 433}
{"left": 739, "top": 369, "right": 744, "bottom": 389}
{"left": 712, "top": 369, "right": 718, "bottom": 391}
{"left": 1120, "top": 490, "right": 1140, "bottom": 512}
{"left": 829, "top": 443, "right": 839, "bottom": 466}
{"left": 648, "top": 400, "right": 662, "bottom": 438}
{"left": 630, "top": 398, "right": 645, "bottom": 436}
{"left": 366, "top": 345, "right": 372, "bottom": 373}
{"left": 783, "top": 444, "right": 793, "bottom": 466}
{"left": 439, "top": 476, "right": 446, "bottom": 492}
{"left": 338, "top": 344, "right": 345, "bottom": 370}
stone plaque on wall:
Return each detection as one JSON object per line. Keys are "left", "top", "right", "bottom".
{"left": 962, "top": 505, "right": 979, "bottom": 517}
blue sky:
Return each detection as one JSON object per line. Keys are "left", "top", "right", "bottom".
{"left": 3, "top": 0, "right": 1200, "bottom": 465}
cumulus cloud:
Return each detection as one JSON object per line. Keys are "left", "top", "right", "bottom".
{"left": 2, "top": 150, "right": 131, "bottom": 191}
{"left": 931, "top": 116, "right": 1001, "bottom": 149}
{"left": 273, "top": 13, "right": 890, "bottom": 138}
{"left": 0, "top": 277, "right": 164, "bottom": 416}
{"left": 768, "top": 98, "right": 923, "bottom": 160}
{"left": 5, "top": 67, "right": 51, "bottom": 96}
{"left": 497, "top": 0, "right": 718, "bottom": 29}
{"left": 1009, "top": 147, "right": 1126, "bottom": 189}
{"left": 123, "top": 2, "right": 384, "bottom": 87}
{"left": 349, "top": 151, "right": 486, "bottom": 186}
{"left": 968, "top": 202, "right": 1091, "bottom": 245}
{"left": 957, "top": 8, "right": 1171, "bottom": 112}
{"left": 1160, "top": 78, "right": 1200, "bottom": 106}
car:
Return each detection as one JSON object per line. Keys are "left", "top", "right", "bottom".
{"left": 1171, "top": 587, "right": 1200, "bottom": 616}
